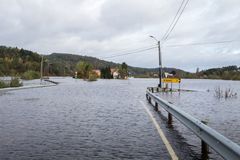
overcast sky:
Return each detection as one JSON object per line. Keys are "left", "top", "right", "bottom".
{"left": 1, "top": 0, "right": 240, "bottom": 72}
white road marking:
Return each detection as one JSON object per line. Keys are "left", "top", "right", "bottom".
{"left": 140, "top": 100, "right": 178, "bottom": 160}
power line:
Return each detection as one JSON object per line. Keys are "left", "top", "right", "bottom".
{"left": 163, "top": 0, "right": 190, "bottom": 42}
{"left": 161, "top": 0, "right": 185, "bottom": 41}
{"left": 102, "top": 46, "right": 157, "bottom": 59}
{"left": 101, "top": 44, "right": 157, "bottom": 55}
{"left": 164, "top": 40, "right": 240, "bottom": 47}
{"left": 94, "top": 37, "right": 154, "bottom": 54}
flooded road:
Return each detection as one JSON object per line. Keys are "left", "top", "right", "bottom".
{"left": 0, "top": 78, "right": 239, "bottom": 159}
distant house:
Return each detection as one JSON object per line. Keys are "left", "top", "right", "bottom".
{"left": 111, "top": 68, "right": 119, "bottom": 79}
{"left": 113, "top": 71, "right": 119, "bottom": 79}
{"left": 110, "top": 69, "right": 115, "bottom": 74}
{"left": 164, "top": 72, "right": 174, "bottom": 78}
{"left": 153, "top": 73, "right": 158, "bottom": 78}
{"left": 93, "top": 69, "right": 101, "bottom": 77}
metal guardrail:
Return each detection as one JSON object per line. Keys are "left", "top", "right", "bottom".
{"left": 146, "top": 90, "right": 240, "bottom": 160}
{"left": 43, "top": 79, "right": 59, "bottom": 85}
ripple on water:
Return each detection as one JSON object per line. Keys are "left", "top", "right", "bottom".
{"left": 0, "top": 78, "right": 239, "bottom": 160}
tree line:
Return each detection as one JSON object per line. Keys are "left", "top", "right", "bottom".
{"left": 0, "top": 46, "right": 239, "bottom": 80}
{"left": 184, "top": 65, "right": 240, "bottom": 80}
{"left": 0, "top": 46, "right": 41, "bottom": 79}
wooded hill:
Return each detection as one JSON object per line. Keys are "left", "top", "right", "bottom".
{"left": 0, "top": 46, "right": 41, "bottom": 76}
{"left": 0, "top": 46, "right": 239, "bottom": 80}
{"left": 196, "top": 66, "right": 240, "bottom": 80}
{"left": 46, "top": 53, "right": 188, "bottom": 77}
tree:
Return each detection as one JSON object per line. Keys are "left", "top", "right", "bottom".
{"left": 88, "top": 71, "right": 98, "bottom": 81}
{"left": 170, "top": 70, "right": 176, "bottom": 76}
{"left": 118, "top": 62, "right": 128, "bottom": 79}
{"left": 100, "top": 66, "right": 112, "bottom": 79}
{"left": 75, "top": 61, "right": 93, "bottom": 79}
{"left": 0, "top": 46, "right": 41, "bottom": 77}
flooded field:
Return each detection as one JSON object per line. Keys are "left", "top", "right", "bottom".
{"left": 0, "top": 77, "right": 239, "bottom": 160}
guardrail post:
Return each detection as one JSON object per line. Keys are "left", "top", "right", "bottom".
{"left": 201, "top": 120, "right": 209, "bottom": 160}
{"left": 168, "top": 113, "right": 173, "bottom": 124}
{"left": 148, "top": 97, "right": 151, "bottom": 104}
{"left": 154, "top": 102, "right": 159, "bottom": 111}
{"left": 151, "top": 87, "right": 154, "bottom": 93}
{"left": 145, "top": 89, "right": 240, "bottom": 159}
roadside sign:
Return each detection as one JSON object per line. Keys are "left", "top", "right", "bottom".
{"left": 163, "top": 78, "right": 181, "bottom": 83}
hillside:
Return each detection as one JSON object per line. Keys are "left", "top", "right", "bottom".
{"left": 1, "top": 45, "right": 239, "bottom": 80}
{"left": 46, "top": 53, "right": 118, "bottom": 76}
{"left": 0, "top": 46, "right": 186, "bottom": 78}
{"left": 0, "top": 46, "right": 41, "bottom": 76}
{"left": 198, "top": 66, "right": 240, "bottom": 80}
{"left": 46, "top": 53, "right": 188, "bottom": 77}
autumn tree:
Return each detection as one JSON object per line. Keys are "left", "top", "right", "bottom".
{"left": 118, "top": 62, "right": 128, "bottom": 79}
{"left": 76, "top": 61, "right": 93, "bottom": 79}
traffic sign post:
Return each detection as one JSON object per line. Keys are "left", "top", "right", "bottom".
{"left": 163, "top": 78, "right": 181, "bottom": 91}
{"left": 163, "top": 78, "right": 181, "bottom": 83}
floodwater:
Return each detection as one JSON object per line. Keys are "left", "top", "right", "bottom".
{"left": 156, "top": 79, "right": 240, "bottom": 159}
{"left": 0, "top": 77, "right": 239, "bottom": 160}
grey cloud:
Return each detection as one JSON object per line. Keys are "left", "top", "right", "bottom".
{"left": 0, "top": 0, "right": 240, "bottom": 72}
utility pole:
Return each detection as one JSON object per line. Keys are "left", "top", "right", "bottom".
{"left": 157, "top": 41, "right": 162, "bottom": 88}
{"left": 150, "top": 35, "right": 162, "bottom": 88}
{"left": 40, "top": 55, "right": 43, "bottom": 83}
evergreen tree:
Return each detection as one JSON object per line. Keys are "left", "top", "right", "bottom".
{"left": 100, "top": 66, "right": 112, "bottom": 79}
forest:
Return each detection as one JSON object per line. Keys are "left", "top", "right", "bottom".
{"left": 0, "top": 46, "right": 41, "bottom": 79}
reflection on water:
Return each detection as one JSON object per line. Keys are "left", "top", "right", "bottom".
{"left": 0, "top": 78, "right": 239, "bottom": 160}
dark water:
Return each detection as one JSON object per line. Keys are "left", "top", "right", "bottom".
{"left": 0, "top": 78, "right": 239, "bottom": 160}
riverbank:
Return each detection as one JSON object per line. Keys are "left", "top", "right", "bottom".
{"left": 0, "top": 78, "right": 58, "bottom": 92}
{"left": 0, "top": 83, "right": 56, "bottom": 92}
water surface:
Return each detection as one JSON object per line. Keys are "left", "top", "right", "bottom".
{"left": 0, "top": 78, "right": 239, "bottom": 160}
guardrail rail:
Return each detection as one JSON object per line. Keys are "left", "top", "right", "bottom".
{"left": 146, "top": 89, "right": 240, "bottom": 160}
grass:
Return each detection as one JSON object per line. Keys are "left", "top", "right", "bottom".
{"left": 214, "top": 86, "right": 237, "bottom": 99}
{"left": 21, "top": 70, "right": 40, "bottom": 80}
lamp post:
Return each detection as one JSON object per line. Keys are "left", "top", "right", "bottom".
{"left": 149, "top": 35, "right": 162, "bottom": 88}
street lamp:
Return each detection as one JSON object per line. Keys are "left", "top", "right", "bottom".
{"left": 149, "top": 35, "right": 162, "bottom": 88}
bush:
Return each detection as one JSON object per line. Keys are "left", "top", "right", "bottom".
{"left": 10, "top": 78, "right": 22, "bottom": 87}
{"left": 88, "top": 71, "right": 98, "bottom": 81}
{"left": 0, "top": 71, "right": 3, "bottom": 76}
{"left": 0, "top": 80, "right": 8, "bottom": 88}
{"left": 76, "top": 61, "right": 93, "bottom": 79}
{"left": 22, "top": 70, "right": 40, "bottom": 80}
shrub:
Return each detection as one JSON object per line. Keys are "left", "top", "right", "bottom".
{"left": 88, "top": 71, "right": 98, "bottom": 81}
{"left": 22, "top": 70, "right": 40, "bottom": 80}
{"left": 0, "top": 71, "right": 3, "bottom": 76}
{"left": 0, "top": 80, "right": 8, "bottom": 88}
{"left": 10, "top": 77, "right": 22, "bottom": 87}
{"left": 76, "top": 61, "right": 93, "bottom": 79}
